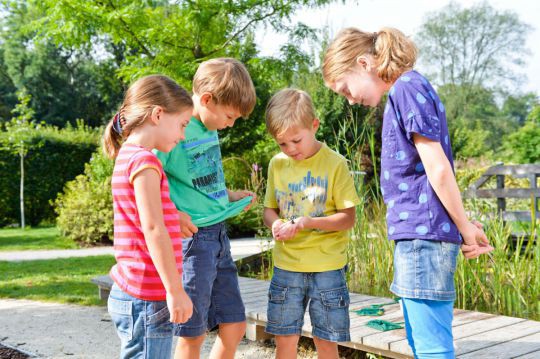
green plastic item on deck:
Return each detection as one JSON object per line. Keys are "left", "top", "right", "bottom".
{"left": 366, "top": 319, "right": 405, "bottom": 331}
{"left": 350, "top": 297, "right": 401, "bottom": 316}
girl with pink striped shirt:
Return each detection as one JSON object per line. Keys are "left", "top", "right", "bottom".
{"left": 103, "top": 75, "right": 194, "bottom": 359}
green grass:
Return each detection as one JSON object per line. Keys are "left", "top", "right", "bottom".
{"left": 0, "top": 255, "right": 116, "bottom": 305}
{"left": 0, "top": 226, "right": 79, "bottom": 251}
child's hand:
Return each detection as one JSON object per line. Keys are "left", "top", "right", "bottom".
{"left": 275, "top": 217, "right": 309, "bottom": 241}
{"left": 228, "top": 190, "right": 257, "bottom": 210}
{"left": 167, "top": 287, "right": 193, "bottom": 324}
{"left": 271, "top": 219, "right": 284, "bottom": 239}
{"left": 460, "top": 220, "right": 491, "bottom": 259}
{"left": 178, "top": 211, "right": 198, "bottom": 238}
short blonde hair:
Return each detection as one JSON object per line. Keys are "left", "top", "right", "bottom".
{"left": 323, "top": 27, "right": 417, "bottom": 85}
{"left": 193, "top": 58, "right": 256, "bottom": 118}
{"left": 103, "top": 75, "right": 192, "bottom": 159}
{"left": 265, "top": 88, "right": 316, "bottom": 138}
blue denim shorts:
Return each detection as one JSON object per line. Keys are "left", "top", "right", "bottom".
{"left": 174, "top": 222, "right": 246, "bottom": 337}
{"left": 108, "top": 283, "right": 174, "bottom": 359}
{"left": 265, "top": 266, "right": 350, "bottom": 342}
{"left": 391, "top": 239, "right": 460, "bottom": 301}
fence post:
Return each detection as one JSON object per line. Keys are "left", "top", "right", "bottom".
{"left": 496, "top": 174, "right": 506, "bottom": 216}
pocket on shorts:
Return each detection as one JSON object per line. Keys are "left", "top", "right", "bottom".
{"left": 182, "top": 236, "right": 197, "bottom": 257}
{"left": 108, "top": 297, "right": 133, "bottom": 341}
{"left": 146, "top": 301, "right": 173, "bottom": 339}
{"left": 267, "top": 283, "right": 287, "bottom": 325}
{"left": 320, "top": 287, "right": 350, "bottom": 332}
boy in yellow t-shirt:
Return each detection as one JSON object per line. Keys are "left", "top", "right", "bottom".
{"left": 263, "top": 88, "right": 360, "bottom": 358}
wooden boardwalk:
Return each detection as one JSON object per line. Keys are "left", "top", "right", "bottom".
{"left": 240, "top": 276, "right": 540, "bottom": 359}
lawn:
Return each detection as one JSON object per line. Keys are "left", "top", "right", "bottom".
{"left": 0, "top": 255, "right": 116, "bottom": 306}
{"left": 0, "top": 226, "right": 79, "bottom": 251}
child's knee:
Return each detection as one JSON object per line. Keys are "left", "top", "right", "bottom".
{"left": 178, "top": 334, "right": 206, "bottom": 348}
{"left": 275, "top": 334, "right": 300, "bottom": 348}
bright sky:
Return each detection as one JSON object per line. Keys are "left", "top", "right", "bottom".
{"left": 256, "top": 0, "right": 540, "bottom": 96}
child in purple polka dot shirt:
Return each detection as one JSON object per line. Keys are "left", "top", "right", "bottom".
{"left": 323, "top": 27, "right": 491, "bottom": 359}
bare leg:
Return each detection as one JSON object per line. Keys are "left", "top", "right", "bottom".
{"left": 174, "top": 334, "right": 206, "bottom": 359}
{"left": 275, "top": 334, "right": 300, "bottom": 359}
{"left": 209, "top": 321, "right": 247, "bottom": 359}
{"left": 313, "top": 337, "right": 338, "bottom": 359}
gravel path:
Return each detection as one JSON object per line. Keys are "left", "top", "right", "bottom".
{"left": 0, "top": 298, "right": 282, "bottom": 358}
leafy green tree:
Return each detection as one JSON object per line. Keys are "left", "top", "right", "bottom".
{"left": 502, "top": 106, "right": 540, "bottom": 163}
{"left": 417, "top": 1, "right": 531, "bottom": 120}
{"left": 1, "top": 1, "right": 124, "bottom": 127}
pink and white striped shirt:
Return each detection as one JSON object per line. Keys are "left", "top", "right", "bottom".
{"left": 110, "top": 143, "right": 182, "bottom": 301}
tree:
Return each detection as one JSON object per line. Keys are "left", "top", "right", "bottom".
{"left": 1, "top": 1, "right": 124, "bottom": 127}
{"left": 417, "top": 1, "right": 531, "bottom": 119}
{"left": 502, "top": 106, "right": 540, "bottom": 163}
{"left": 1, "top": 90, "right": 39, "bottom": 228}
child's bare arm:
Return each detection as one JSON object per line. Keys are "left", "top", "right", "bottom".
{"left": 413, "top": 134, "right": 488, "bottom": 255}
{"left": 299, "top": 207, "right": 356, "bottom": 232}
{"left": 133, "top": 168, "right": 193, "bottom": 323}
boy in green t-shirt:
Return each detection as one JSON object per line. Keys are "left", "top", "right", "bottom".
{"left": 155, "top": 58, "right": 257, "bottom": 359}
{"left": 263, "top": 88, "right": 360, "bottom": 358}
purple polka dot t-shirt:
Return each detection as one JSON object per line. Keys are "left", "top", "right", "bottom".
{"left": 381, "top": 70, "right": 461, "bottom": 244}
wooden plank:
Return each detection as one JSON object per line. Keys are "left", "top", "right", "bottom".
{"left": 389, "top": 311, "right": 517, "bottom": 356}
{"left": 475, "top": 188, "right": 540, "bottom": 199}
{"left": 454, "top": 320, "right": 540, "bottom": 356}
{"left": 514, "top": 349, "right": 540, "bottom": 358}
{"left": 504, "top": 211, "right": 540, "bottom": 221}
{"left": 457, "top": 331, "right": 540, "bottom": 358}
{"left": 484, "top": 164, "right": 540, "bottom": 176}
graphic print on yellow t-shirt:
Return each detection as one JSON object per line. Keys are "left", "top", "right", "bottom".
{"left": 275, "top": 171, "right": 328, "bottom": 221}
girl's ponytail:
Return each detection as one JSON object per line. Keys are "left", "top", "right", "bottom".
{"left": 103, "top": 114, "right": 123, "bottom": 159}
{"left": 375, "top": 27, "right": 417, "bottom": 83}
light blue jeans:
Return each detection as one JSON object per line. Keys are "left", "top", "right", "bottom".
{"left": 108, "top": 283, "right": 174, "bottom": 359}
{"left": 391, "top": 239, "right": 459, "bottom": 359}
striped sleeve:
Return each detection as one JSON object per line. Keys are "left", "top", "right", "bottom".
{"left": 127, "top": 151, "right": 163, "bottom": 184}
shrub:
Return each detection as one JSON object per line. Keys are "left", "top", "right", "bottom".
{"left": 54, "top": 150, "right": 114, "bottom": 245}
{"left": 502, "top": 106, "right": 540, "bottom": 163}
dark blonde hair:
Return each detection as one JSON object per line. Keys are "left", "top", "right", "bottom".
{"left": 193, "top": 58, "right": 256, "bottom": 118}
{"left": 265, "top": 88, "right": 316, "bottom": 138}
{"left": 103, "top": 75, "right": 193, "bottom": 159}
{"left": 323, "top": 27, "right": 417, "bottom": 85}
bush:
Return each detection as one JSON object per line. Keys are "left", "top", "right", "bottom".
{"left": 0, "top": 122, "right": 99, "bottom": 226}
{"left": 502, "top": 106, "right": 540, "bottom": 163}
{"left": 54, "top": 150, "right": 114, "bottom": 245}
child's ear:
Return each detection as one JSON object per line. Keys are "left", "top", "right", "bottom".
{"left": 199, "top": 92, "right": 213, "bottom": 106}
{"left": 312, "top": 118, "right": 320, "bottom": 131}
{"left": 150, "top": 106, "right": 163, "bottom": 125}
{"left": 356, "top": 56, "right": 372, "bottom": 72}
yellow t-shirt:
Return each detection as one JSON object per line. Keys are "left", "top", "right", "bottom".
{"left": 264, "top": 143, "right": 361, "bottom": 272}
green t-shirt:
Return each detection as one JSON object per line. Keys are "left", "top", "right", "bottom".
{"left": 264, "top": 143, "right": 361, "bottom": 272}
{"left": 155, "top": 117, "right": 250, "bottom": 227}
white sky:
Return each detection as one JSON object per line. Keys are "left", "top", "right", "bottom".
{"left": 256, "top": 0, "right": 540, "bottom": 96}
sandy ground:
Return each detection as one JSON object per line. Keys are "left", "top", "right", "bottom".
{"left": 0, "top": 298, "right": 282, "bottom": 359}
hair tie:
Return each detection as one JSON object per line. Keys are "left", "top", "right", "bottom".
{"left": 112, "top": 112, "right": 123, "bottom": 135}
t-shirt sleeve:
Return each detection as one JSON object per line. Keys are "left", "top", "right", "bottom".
{"left": 263, "top": 159, "right": 278, "bottom": 209}
{"left": 394, "top": 85, "right": 441, "bottom": 142}
{"left": 128, "top": 151, "right": 163, "bottom": 184}
{"left": 332, "top": 159, "right": 361, "bottom": 210}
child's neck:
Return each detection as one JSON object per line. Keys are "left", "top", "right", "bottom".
{"left": 124, "top": 128, "right": 155, "bottom": 151}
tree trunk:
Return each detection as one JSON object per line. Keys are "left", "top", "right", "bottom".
{"left": 19, "top": 144, "right": 25, "bottom": 229}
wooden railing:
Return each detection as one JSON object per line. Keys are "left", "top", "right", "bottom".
{"left": 463, "top": 164, "right": 540, "bottom": 222}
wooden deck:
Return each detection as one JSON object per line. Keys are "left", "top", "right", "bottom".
{"left": 239, "top": 276, "right": 540, "bottom": 359}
